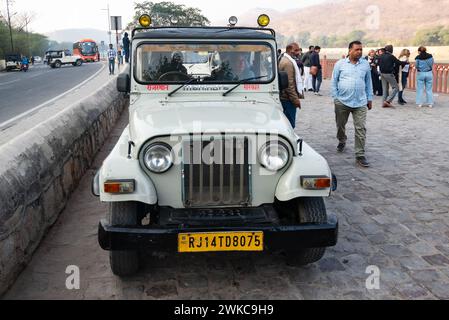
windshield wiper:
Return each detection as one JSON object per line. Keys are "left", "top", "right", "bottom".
{"left": 222, "top": 75, "right": 268, "bottom": 96}
{"left": 168, "top": 77, "right": 199, "bottom": 97}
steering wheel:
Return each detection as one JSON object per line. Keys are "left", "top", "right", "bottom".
{"left": 157, "top": 71, "right": 190, "bottom": 81}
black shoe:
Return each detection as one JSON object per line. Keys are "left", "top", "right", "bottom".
{"left": 356, "top": 156, "right": 370, "bottom": 167}
{"left": 308, "top": 89, "right": 314, "bottom": 92}
{"left": 398, "top": 101, "right": 405, "bottom": 105}
{"left": 337, "top": 143, "right": 345, "bottom": 152}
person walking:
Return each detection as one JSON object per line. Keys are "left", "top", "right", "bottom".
{"left": 107, "top": 44, "right": 117, "bottom": 75}
{"left": 122, "top": 32, "right": 130, "bottom": 63}
{"left": 378, "top": 45, "right": 405, "bottom": 108}
{"left": 301, "top": 46, "right": 314, "bottom": 92}
{"left": 397, "top": 49, "right": 411, "bottom": 105}
{"left": 117, "top": 46, "right": 124, "bottom": 65}
{"left": 415, "top": 46, "right": 434, "bottom": 108}
{"left": 310, "top": 46, "right": 322, "bottom": 95}
{"left": 331, "top": 41, "right": 373, "bottom": 168}
{"left": 373, "top": 49, "right": 384, "bottom": 96}
{"left": 278, "top": 43, "right": 303, "bottom": 128}
{"left": 365, "top": 49, "right": 382, "bottom": 96}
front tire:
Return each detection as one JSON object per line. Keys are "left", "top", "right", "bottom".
{"left": 108, "top": 202, "right": 140, "bottom": 276}
{"left": 75, "top": 59, "right": 82, "bottom": 66}
{"left": 54, "top": 60, "right": 62, "bottom": 68}
{"left": 286, "top": 197, "right": 327, "bottom": 266}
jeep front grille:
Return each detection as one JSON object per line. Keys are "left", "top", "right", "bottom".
{"left": 182, "top": 136, "right": 251, "bottom": 208}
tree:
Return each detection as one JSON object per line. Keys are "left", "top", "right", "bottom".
{"left": 413, "top": 26, "right": 449, "bottom": 46}
{"left": 127, "top": 1, "right": 210, "bottom": 29}
{"left": 296, "top": 31, "right": 310, "bottom": 48}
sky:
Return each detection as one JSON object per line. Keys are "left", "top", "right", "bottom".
{"left": 2, "top": 0, "right": 327, "bottom": 34}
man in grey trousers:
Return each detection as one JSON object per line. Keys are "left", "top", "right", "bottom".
{"left": 331, "top": 41, "right": 373, "bottom": 168}
{"left": 377, "top": 45, "right": 404, "bottom": 108}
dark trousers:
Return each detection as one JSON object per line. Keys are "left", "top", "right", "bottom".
{"left": 108, "top": 59, "right": 115, "bottom": 74}
{"left": 312, "top": 69, "right": 322, "bottom": 93}
{"left": 398, "top": 71, "right": 409, "bottom": 102}
{"left": 281, "top": 100, "right": 297, "bottom": 128}
{"left": 371, "top": 70, "right": 382, "bottom": 95}
{"left": 124, "top": 50, "right": 130, "bottom": 63}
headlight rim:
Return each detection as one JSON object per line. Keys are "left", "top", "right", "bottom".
{"left": 258, "top": 140, "right": 290, "bottom": 172}
{"left": 143, "top": 142, "right": 174, "bottom": 174}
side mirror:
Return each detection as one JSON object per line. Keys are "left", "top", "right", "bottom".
{"left": 278, "top": 71, "right": 288, "bottom": 91}
{"left": 117, "top": 73, "right": 130, "bottom": 93}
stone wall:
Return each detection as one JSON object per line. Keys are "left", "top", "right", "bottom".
{"left": 0, "top": 78, "right": 127, "bottom": 296}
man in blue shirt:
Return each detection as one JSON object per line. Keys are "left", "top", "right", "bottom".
{"left": 107, "top": 44, "right": 117, "bottom": 75}
{"left": 331, "top": 40, "right": 373, "bottom": 168}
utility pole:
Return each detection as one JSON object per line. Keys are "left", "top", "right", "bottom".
{"left": 107, "top": 4, "right": 111, "bottom": 44}
{"left": 6, "top": 0, "right": 14, "bottom": 52}
{"left": 101, "top": 4, "right": 112, "bottom": 44}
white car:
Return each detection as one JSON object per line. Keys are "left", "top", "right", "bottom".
{"left": 93, "top": 16, "right": 338, "bottom": 276}
{"left": 45, "top": 50, "right": 83, "bottom": 68}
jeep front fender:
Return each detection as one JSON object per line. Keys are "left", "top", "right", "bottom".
{"left": 99, "top": 126, "right": 157, "bottom": 205}
{"left": 275, "top": 142, "right": 332, "bottom": 201}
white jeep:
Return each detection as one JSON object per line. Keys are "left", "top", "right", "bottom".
{"left": 93, "top": 16, "right": 339, "bottom": 276}
{"left": 45, "top": 50, "right": 83, "bottom": 68}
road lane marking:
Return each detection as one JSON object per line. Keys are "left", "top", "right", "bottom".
{"left": 2, "top": 72, "right": 116, "bottom": 146}
{"left": 0, "top": 64, "right": 106, "bottom": 130}
{"left": 0, "top": 79, "right": 20, "bottom": 86}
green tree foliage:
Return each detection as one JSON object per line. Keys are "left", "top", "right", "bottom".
{"left": 127, "top": 1, "right": 210, "bottom": 29}
{"left": 295, "top": 31, "right": 310, "bottom": 48}
{"left": 413, "top": 26, "right": 449, "bottom": 46}
{"left": 0, "top": 19, "right": 49, "bottom": 59}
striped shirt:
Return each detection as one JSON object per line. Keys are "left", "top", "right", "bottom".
{"left": 331, "top": 58, "right": 373, "bottom": 108}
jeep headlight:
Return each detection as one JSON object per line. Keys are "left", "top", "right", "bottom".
{"left": 143, "top": 143, "right": 173, "bottom": 173}
{"left": 259, "top": 141, "right": 289, "bottom": 171}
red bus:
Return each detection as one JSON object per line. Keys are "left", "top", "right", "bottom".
{"left": 73, "top": 39, "right": 100, "bottom": 62}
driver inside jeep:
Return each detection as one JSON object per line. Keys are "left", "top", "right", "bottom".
{"left": 159, "top": 51, "right": 188, "bottom": 75}
{"left": 209, "top": 52, "right": 255, "bottom": 81}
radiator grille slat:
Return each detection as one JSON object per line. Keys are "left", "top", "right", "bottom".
{"left": 183, "top": 136, "right": 250, "bottom": 208}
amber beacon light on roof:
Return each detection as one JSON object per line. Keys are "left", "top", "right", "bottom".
{"left": 137, "top": 14, "right": 271, "bottom": 28}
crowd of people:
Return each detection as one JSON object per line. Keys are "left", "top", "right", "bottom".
{"left": 107, "top": 32, "right": 131, "bottom": 75}
{"left": 278, "top": 40, "right": 436, "bottom": 168}
{"left": 364, "top": 45, "right": 434, "bottom": 108}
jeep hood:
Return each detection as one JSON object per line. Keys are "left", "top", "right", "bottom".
{"left": 129, "top": 101, "right": 296, "bottom": 150}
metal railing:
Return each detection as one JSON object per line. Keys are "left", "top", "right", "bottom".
{"left": 321, "top": 58, "right": 449, "bottom": 94}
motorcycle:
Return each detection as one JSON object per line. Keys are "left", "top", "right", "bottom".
{"left": 21, "top": 63, "right": 29, "bottom": 72}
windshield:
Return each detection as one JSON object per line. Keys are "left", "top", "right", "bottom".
{"left": 6, "top": 55, "right": 20, "bottom": 61}
{"left": 134, "top": 42, "right": 275, "bottom": 84}
{"left": 80, "top": 42, "right": 97, "bottom": 55}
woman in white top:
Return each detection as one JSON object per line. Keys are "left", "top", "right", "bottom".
{"left": 397, "top": 49, "right": 411, "bottom": 105}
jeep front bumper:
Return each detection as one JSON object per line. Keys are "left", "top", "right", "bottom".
{"left": 98, "top": 212, "right": 338, "bottom": 252}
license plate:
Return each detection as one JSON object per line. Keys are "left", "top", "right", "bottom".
{"left": 178, "top": 231, "right": 264, "bottom": 253}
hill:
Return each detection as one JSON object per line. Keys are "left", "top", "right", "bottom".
{"left": 45, "top": 28, "right": 111, "bottom": 45}
{"left": 237, "top": 0, "right": 449, "bottom": 45}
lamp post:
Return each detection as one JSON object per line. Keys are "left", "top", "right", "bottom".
{"left": 101, "top": 3, "right": 112, "bottom": 44}
{"left": 6, "top": 0, "right": 14, "bottom": 52}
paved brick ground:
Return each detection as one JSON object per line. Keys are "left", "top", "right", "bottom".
{"left": 3, "top": 81, "right": 449, "bottom": 300}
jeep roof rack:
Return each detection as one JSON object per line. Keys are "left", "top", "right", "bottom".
{"left": 131, "top": 26, "right": 276, "bottom": 40}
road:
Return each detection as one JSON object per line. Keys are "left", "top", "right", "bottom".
{"left": 0, "top": 62, "right": 104, "bottom": 125}
{"left": 3, "top": 81, "right": 449, "bottom": 300}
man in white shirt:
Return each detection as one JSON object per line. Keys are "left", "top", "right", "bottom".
{"left": 107, "top": 44, "right": 117, "bottom": 75}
